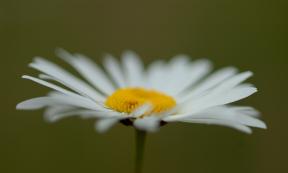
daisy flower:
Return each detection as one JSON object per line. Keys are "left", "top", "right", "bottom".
{"left": 17, "top": 49, "right": 266, "bottom": 134}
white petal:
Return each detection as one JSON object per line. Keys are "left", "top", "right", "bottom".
{"left": 179, "top": 67, "right": 238, "bottom": 102}
{"left": 133, "top": 116, "right": 160, "bottom": 132}
{"left": 103, "top": 54, "right": 127, "bottom": 88}
{"left": 152, "top": 55, "right": 189, "bottom": 93}
{"left": 22, "top": 75, "right": 82, "bottom": 98}
{"left": 177, "top": 71, "right": 256, "bottom": 116}
{"left": 44, "top": 107, "right": 121, "bottom": 122}
{"left": 20, "top": 76, "right": 106, "bottom": 109}
{"left": 168, "top": 59, "right": 212, "bottom": 96}
{"left": 212, "top": 85, "right": 257, "bottom": 106}
{"left": 130, "top": 104, "right": 153, "bottom": 118}
{"left": 209, "top": 71, "right": 253, "bottom": 95}
{"left": 196, "top": 106, "right": 266, "bottom": 128}
{"left": 44, "top": 105, "right": 76, "bottom": 117}
{"left": 39, "top": 74, "right": 108, "bottom": 104}
{"left": 178, "top": 118, "right": 253, "bottom": 134}
{"left": 56, "top": 49, "right": 115, "bottom": 95}
{"left": 184, "top": 71, "right": 253, "bottom": 104}
{"left": 45, "top": 110, "right": 96, "bottom": 122}
{"left": 17, "top": 96, "right": 99, "bottom": 110}
{"left": 29, "top": 57, "right": 105, "bottom": 102}
{"left": 47, "top": 92, "right": 106, "bottom": 110}
{"left": 177, "top": 86, "right": 257, "bottom": 119}
{"left": 38, "top": 74, "right": 54, "bottom": 80}
{"left": 146, "top": 60, "right": 168, "bottom": 90}
{"left": 78, "top": 110, "right": 122, "bottom": 119}
{"left": 121, "top": 51, "right": 144, "bottom": 87}
{"left": 230, "top": 106, "right": 260, "bottom": 117}
{"left": 165, "top": 105, "right": 266, "bottom": 130}
{"left": 17, "top": 97, "right": 57, "bottom": 110}
{"left": 95, "top": 118, "right": 119, "bottom": 133}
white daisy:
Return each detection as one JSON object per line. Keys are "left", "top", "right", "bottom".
{"left": 17, "top": 49, "right": 266, "bottom": 134}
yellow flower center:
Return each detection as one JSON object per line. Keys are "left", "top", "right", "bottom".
{"left": 105, "top": 88, "right": 176, "bottom": 115}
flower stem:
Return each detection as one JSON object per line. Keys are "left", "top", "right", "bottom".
{"left": 134, "top": 129, "right": 146, "bottom": 173}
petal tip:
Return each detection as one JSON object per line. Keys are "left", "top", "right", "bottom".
{"left": 16, "top": 103, "right": 23, "bottom": 110}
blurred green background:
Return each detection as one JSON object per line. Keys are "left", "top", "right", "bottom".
{"left": 1, "top": 0, "right": 287, "bottom": 173}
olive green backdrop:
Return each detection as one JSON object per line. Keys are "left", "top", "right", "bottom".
{"left": 1, "top": 0, "right": 287, "bottom": 173}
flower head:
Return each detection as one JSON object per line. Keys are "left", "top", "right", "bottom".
{"left": 17, "top": 49, "right": 266, "bottom": 133}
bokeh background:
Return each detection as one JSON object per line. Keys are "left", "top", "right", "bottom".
{"left": 1, "top": 0, "right": 287, "bottom": 173}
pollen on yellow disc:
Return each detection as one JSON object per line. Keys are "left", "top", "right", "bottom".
{"left": 105, "top": 88, "right": 176, "bottom": 115}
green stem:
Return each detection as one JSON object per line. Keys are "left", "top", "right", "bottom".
{"left": 134, "top": 129, "right": 146, "bottom": 173}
